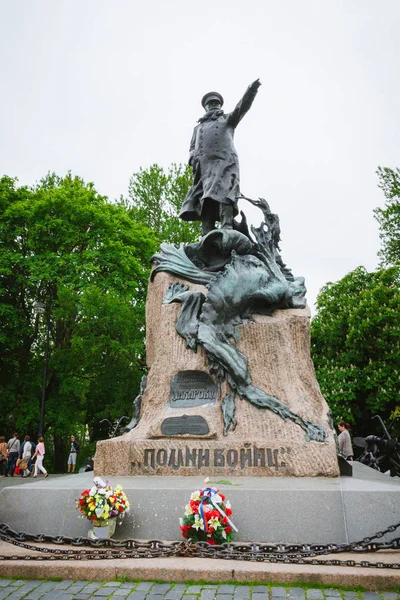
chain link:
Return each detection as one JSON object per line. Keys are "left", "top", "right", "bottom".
{"left": 1, "top": 522, "right": 400, "bottom": 569}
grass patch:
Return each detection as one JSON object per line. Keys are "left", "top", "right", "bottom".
{"left": 1, "top": 577, "right": 399, "bottom": 593}
{"left": 209, "top": 479, "right": 241, "bottom": 486}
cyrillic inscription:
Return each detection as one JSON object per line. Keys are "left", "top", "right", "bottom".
{"left": 169, "top": 370, "right": 217, "bottom": 408}
{"left": 133, "top": 445, "right": 291, "bottom": 473}
{"left": 161, "top": 415, "right": 209, "bottom": 435}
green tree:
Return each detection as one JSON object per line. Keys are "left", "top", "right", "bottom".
{"left": 311, "top": 266, "right": 400, "bottom": 435}
{"left": 0, "top": 173, "right": 157, "bottom": 470}
{"left": 374, "top": 166, "right": 400, "bottom": 266}
{"left": 126, "top": 163, "right": 201, "bottom": 245}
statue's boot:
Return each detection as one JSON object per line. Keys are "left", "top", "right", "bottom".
{"left": 220, "top": 203, "right": 234, "bottom": 229}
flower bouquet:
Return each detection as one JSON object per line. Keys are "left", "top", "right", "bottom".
{"left": 179, "top": 484, "right": 237, "bottom": 545}
{"left": 76, "top": 477, "right": 130, "bottom": 537}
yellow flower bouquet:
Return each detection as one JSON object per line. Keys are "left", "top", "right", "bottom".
{"left": 76, "top": 476, "right": 129, "bottom": 525}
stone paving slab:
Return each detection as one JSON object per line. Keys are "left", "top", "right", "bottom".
{"left": 0, "top": 580, "right": 399, "bottom": 600}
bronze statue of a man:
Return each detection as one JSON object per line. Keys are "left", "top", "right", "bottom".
{"left": 179, "top": 79, "right": 261, "bottom": 236}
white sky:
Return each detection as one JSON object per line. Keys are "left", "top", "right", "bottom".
{"left": 1, "top": 0, "right": 399, "bottom": 311}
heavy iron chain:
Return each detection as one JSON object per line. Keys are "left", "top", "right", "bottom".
{"left": 1, "top": 522, "right": 400, "bottom": 569}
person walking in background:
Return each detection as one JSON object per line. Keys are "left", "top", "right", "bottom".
{"left": 32, "top": 436, "right": 48, "bottom": 478}
{"left": 0, "top": 436, "right": 7, "bottom": 477}
{"left": 5, "top": 432, "right": 20, "bottom": 477}
{"left": 20, "top": 435, "right": 35, "bottom": 477}
{"left": 67, "top": 434, "right": 80, "bottom": 473}
{"left": 338, "top": 421, "right": 354, "bottom": 460}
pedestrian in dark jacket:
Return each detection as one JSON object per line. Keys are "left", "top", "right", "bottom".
{"left": 5, "top": 432, "right": 20, "bottom": 477}
{"left": 67, "top": 435, "right": 80, "bottom": 473}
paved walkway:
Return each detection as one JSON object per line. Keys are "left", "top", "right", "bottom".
{"left": 0, "top": 474, "right": 66, "bottom": 490}
{"left": 0, "top": 580, "right": 399, "bottom": 600}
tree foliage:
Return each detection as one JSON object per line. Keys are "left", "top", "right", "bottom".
{"left": 374, "top": 166, "right": 400, "bottom": 266}
{"left": 0, "top": 163, "right": 200, "bottom": 471}
{"left": 311, "top": 266, "right": 400, "bottom": 435}
{"left": 126, "top": 163, "right": 201, "bottom": 245}
{"left": 0, "top": 173, "right": 157, "bottom": 469}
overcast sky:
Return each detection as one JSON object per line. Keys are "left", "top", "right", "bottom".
{"left": 1, "top": 0, "right": 399, "bottom": 311}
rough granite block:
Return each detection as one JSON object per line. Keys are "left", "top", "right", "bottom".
{"left": 119, "top": 584, "right": 137, "bottom": 590}
{"left": 306, "top": 591, "right": 324, "bottom": 600}
{"left": 234, "top": 590, "right": 250, "bottom": 599}
{"left": 54, "top": 581, "right": 74, "bottom": 590}
{"left": 271, "top": 589, "right": 287, "bottom": 598}
{"left": 135, "top": 583, "right": 154, "bottom": 592}
{"left": 127, "top": 593, "right": 148, "bottom": 600}
{"left": 152, "top": 585, "right": 172, "bottom": 594}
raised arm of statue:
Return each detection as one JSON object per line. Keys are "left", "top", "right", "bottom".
{"left": 228, "top": 79, "right": 261, "bottom": 129}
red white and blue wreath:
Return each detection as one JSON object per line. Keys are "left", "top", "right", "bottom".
{"left": 180, "top": 481, "right": 238, "bottom": 544}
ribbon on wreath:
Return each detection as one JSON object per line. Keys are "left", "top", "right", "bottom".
{"left": 199, "top": 487, "right": 238, "bottom": 533}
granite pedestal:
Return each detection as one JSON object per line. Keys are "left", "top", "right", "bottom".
{"left": 1, "top": 463, "right": 399, "bottom": 545}
{"left": 95, "top": 272, "right": 339, "bottom": 478}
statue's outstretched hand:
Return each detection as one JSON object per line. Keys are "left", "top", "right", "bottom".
{"left": 250, "top": 78, "right": 261, "bottom": 90}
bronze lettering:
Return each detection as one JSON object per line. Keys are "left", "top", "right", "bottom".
{"left": 143, "top": 449, "right": 155, "bottom": 469}
{"left": 214, "top": 449, "right": 225, "bottom": 467}
{"left": 198, "top": 449, "right": 210, "bottom": 468}
{"left": 185, "top": 447, "right": 197, "bottom": 467}
{"left": 267, "top": 448, "right": 279, "bottom": 471}
{"left": 253, "top": 446, "right": 266, "bottom": 467}
{"left": 227, "top": 449, "right": 238, "bottom": 467}
{"left": 156, "top": 449, "right": 168, "bottom": 466}
{"left": 169, "top": 371, "right": 217, "bottom": 408}
{"left": 240, "top": 443, "right": 252, "bottom": 468}
{"left": 168, "top": 448, "right": 184, "bottom": 471}
{"left": 168, "top": 449, "right": 177, "bottom": 470}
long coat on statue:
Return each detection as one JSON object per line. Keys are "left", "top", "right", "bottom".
{"left": 180, "top": 83, "right": 260, "bottom": 223}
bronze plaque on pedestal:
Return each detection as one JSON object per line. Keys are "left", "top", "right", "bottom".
{"left": 161, "top": 415, "right": 209, "bottom": 436}
{"left": 169, "top": 370, "right": 217, "bottom": 408}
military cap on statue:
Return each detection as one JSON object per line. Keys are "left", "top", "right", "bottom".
{"left": 201, "top": 91, "right": 224, "bottom": 109}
